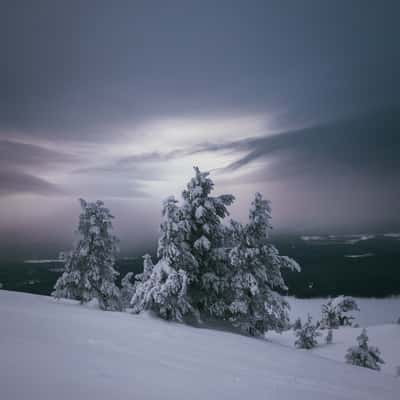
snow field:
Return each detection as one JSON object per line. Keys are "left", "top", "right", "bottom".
{"left": 1, "top": 290, "right": 399, "bottom": 400}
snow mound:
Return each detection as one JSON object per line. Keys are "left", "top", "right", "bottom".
{"left": 0, "top": 290, "right": 399, "bottom": 400}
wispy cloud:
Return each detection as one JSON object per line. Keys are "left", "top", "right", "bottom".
{"left": 74, "top": 149, "right": 186, "bottom": 177}
{"left": 0, "top": 139, "right": 76, "bottom": 170}
{"left": 195, "top": 108, "right": 400, "bottom": 183}
{"left": 0, "top": 169, "right": 61, "bottom": 196}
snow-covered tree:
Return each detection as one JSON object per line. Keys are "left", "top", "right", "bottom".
{"left": 157, "top": 196, "right": 198, "bottom": 276}
{"left": 294, "top": 314, "right": 321, "bottom": 349}
{"left": 180, "top": 167, "right": 234, "bottom": 317}
{"left": 326, "top": 329, "right": 333, "bottom": 344}
{"left": 131, "top": 168, "right": 235, "bottom": 321}
{"left": 137, "top": 254, "right": 155, "bottom": 284}
{"left": 130, "top": 170, "right": 300, "bottom": 331}
{"left": 227, "top": 193, "right": 300, "bottom": 336}
{"left": 53, "top": 199, "right": 121, "bottom": 311}
{"left": 120, "top": 272, "right": 136, "bottom": 308}
{"left": 131, "top": 199, "right": 195, "bottom": 321}
{"left": 320, "top": 296, "right": 359, "bottom": 329}
{"left": 345, "top": 328, "right": 384, "bottom": 370}
{"left": 292, "top": 317, "right": 302, "bottom": 331}
{"left": 131, "top": 258, "right": 193, "bottom": 321}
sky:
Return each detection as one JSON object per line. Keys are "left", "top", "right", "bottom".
{"left": 1, "top": 0, "right": 399, "bottom": 257}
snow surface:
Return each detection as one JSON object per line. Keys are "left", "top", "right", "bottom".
{"left": 268, "top": 325, "right": 400, "bottom": 377}
{"left": 1, "top": 290, "right": 399, "bottom": 400}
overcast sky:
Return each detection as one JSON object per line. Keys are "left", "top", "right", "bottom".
{"left": 1, "top": 0, "right": 399, "bottom": 257}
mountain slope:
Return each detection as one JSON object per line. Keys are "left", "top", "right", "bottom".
{"left": 0, "top": 290, "right": 398, "bottom": 400}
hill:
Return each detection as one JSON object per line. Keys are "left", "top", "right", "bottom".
{"left": 1, "top": 290, "right": 399, "bottom": 399}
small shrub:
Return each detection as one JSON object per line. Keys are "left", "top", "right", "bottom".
{"left": 345, "top": 328, "right": 384, "bottom": 370}
{"left": 294, "top": 314, "right": 321, "bottom": 349}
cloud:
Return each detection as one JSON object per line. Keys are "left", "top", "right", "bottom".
{"left": 0, "top": 139, "right": 76, "bottom": 170}
{"left": 0, "top": 169, "right": 61, "bottom": 196}
{"left": 2, "top": 1, "right": 399, "bottom": 143}
{"left": 74, "top": 149, "right": 185, "bottom": 177}
{"left": 64, "top": 179, "right": 149, "bottom": 199}
{"left": 0, "top": 140, "right": 75, "bottom": 197}
{"left": 199, "top": 108, "right": 400, "bottom": 182}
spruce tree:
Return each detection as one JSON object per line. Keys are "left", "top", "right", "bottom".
{"left": 326, "top": 329, "right": 333, "bottom": 344}
{"left": 294, "top": 314, "right": 321, "bottom": 349}
{"left": 130, "top": 170, "right": 300, "bottom": 330}
{"left": 320, "top": 296, "right": 359, "bottom": 329}
{"left": 228, "top": 193, "right": 300, "bottom": 336}
{"left": 120, "top": 272, "right": 136, "bottom": 308}
{"left": 292, "top": 317, "right": 302, "bottom": 331}
{"left": 180, "top": 167, "right": 234, "bottom": 317}
{"left": 131, "top": 198, "right": 195, "bottom": 321}
{"left": 53, "top": 199, "right": 121, "bottom": 311}
{"left": 345, "top": 328, "right": 384, "bottom": 370}
{"left": 157, "top": 196, "right": 197, "bottom": 276}
{"left": 131, "top": 259, "right": 193, "bottom": 321}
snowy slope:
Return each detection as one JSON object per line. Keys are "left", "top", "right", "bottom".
{"left": 268, "top": 325, "right": 400, "bottom": 377}
{"left": 1, "top": 290, "right": 399, "bottom": 400}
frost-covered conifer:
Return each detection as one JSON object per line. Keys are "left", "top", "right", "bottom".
{"left": 131, "top": 199, "right": 195, "bottom": 321}
{"left": 53, "top": 199, "right": 121, "bottom": 311}
{"left": 157, "top": 197, "right": 197, "bottom": 275}
{"left": 294, "top": 314, "right": 321, "bottom": 349}
{"left": 130, "top": 170, "right": 300, "bottom": 331}
{"left": 136, "top": 254, "right": 155, "bottom": 284}
{"left": 120, "top": 272, "right": 136, "bottom": 308}
{"left": 228, "top": 193, "right": 300, "bottom": 336}
{"left": 131, "top": 258, "right": 193, "bottom": 321}
{"left": 320, "top": 296, "right": 359, "bottom": 329}
{"left": 326, "top": 329, "right": 333, "bottom": 344}
{"left": 345, "top": 328, "right": 384, "bottom": 370}
{"left": 181, "top": 167, "right": 234, "bottom": 317}
{"left": 293, "top": 317, "right": 302, "bottom": 331}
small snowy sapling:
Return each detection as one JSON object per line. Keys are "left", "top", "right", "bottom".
{"left": 325, "top": 329, "right": 333, "bottom": 344}
{"left": 294, "top": 314, "right": 321, "bottom": 349}
{"left": 292, "top": 317, "right": 302, "bottom": 331}
{"left": 120, "top": 272, "right": 136, "bottom": 308}
{"left": 345, "top": 328, "right": 384, "bottom": 370}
